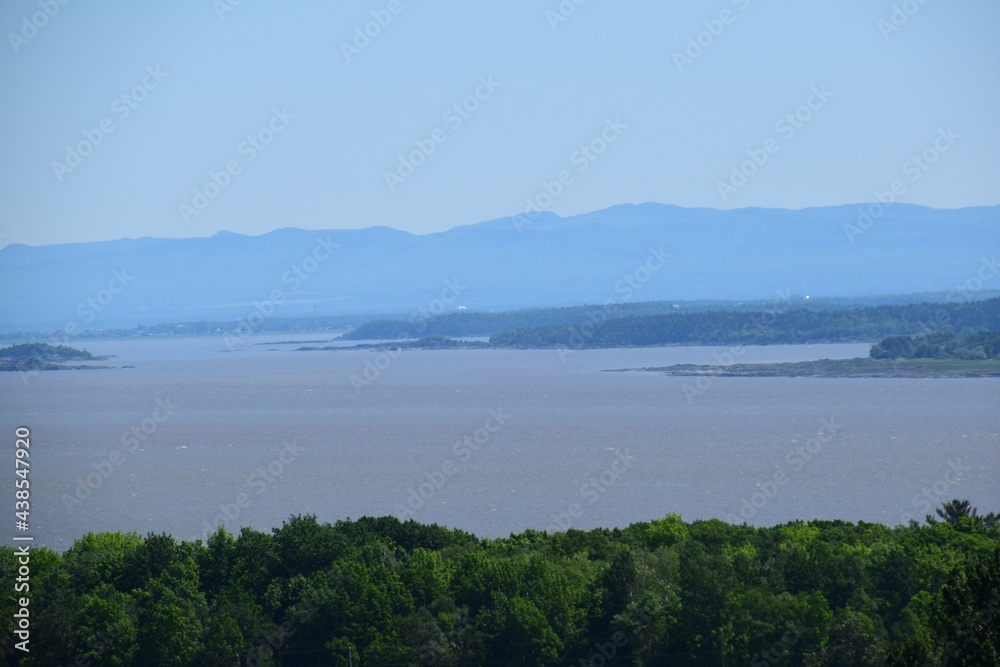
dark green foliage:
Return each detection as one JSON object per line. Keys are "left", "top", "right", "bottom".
{"left": 272, "top": 515, "right": 352, "bottom": 579}
{"left": 118, "top": 532, "right": 181, "bottom": 592}
{"left": 491, "top": 297, "right": 1000, "bottom": 348}
{"left": 0, "top": 342, "right": 103, "bottom": 371}
{"left": 339, "top": 515, "right": 477, "bottom": 553}
{"left": 871, "top": 331, "right": 1000, "bottom": 360}
{"left": 341, "top": 302, "right": 690, "bottom": 340}
{"left": 0, "top": 343, "right": 96, "bottom": 360}
{"left": 70, "top": 584, "right": 139, "bottom": 666}
{"left": 5, "top": 294, "right": 997, "bottom": 344}
{"left": 2, "top": 503, "right": 998, "bottom": 666}
{"left": 925, "top": 498, "right": 1000, "bottom": 530}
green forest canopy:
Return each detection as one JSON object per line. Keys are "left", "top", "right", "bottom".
{"left": 2, "top": 502, "right": 998, "bottom": 666}
{"left": 870, "top": 331, "right": 1000, "bottom": 360}
{"left": 489, "top": 298, "right": 1000, "bottom": 348}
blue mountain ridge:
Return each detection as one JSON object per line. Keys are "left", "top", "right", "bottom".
{"left": 0, "top": 203, "right": 996, "bottom": 331}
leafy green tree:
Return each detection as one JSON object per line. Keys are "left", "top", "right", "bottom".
{"left": 118, "top": 532, "right": 181, "bottom": 593}
{"left": 927, "top": 498, "right": 1000, "bottom": 531}
{"left": 134, "top": 556, "right": 208, "bottom": 665}
{"left": 587, "top": 546, "right": 636, "bottom": 646}
{"left": 272, "top": 514, "right": 352, "bottom": 579}
{"left": 822, "top": 608, "right": 888, "bottom": 666}
{"left": 284, "top": 557, "right": 414, "bottom": 665}
{"left": 209, "top": 586, "right": 282, "bottom": 666}
{"left": 674, "top": 539, "right": 734, "bottom": 660}
{"left": 643, "top": 513, "right": 690, "bottom": 548}
{"left": 401, "top": 547, "right": 449, "bottom": 607}
{"left": 479, "top": 591, "right": 563, "bottom": 665}
{"left": 399, "top": 606, "right": 456, "bottom": 666}
{"left": 230, "top": 527, "right": 280, "bottom": 612}
{"left": 69, "top": 583, "right": 139, "bottom": 666}
{"left": 199, "top": 525, "right": 237, "bottom": 601}
{"left": 62, "top": 531, "right": 143, "bottom": 593}
{"left": 925, "top": 550, "right": 1000, "bottom": 666}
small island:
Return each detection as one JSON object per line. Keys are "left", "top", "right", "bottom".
{"left": 610, "top": 332, "right": 1000, "bottom": 378}
{"left": 0, "top": 343, "right": 113, "bottom": 372}
{"left": 296, "top": 335, "right": 491, "bottom": 352}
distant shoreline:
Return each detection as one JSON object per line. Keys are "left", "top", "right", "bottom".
{"left": 607, "top": 357, "right": 1000, "bottom": 378}
{"left": 0, "top": 342, "right": 115, "bottom": 372}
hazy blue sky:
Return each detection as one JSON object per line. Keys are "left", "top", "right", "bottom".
{"left": 1, "top": 1, "right": 998, "bottom": 246}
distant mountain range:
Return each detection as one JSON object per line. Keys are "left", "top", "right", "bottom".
{"left": 1, "top": 203, "right": 997, "bottom": 331}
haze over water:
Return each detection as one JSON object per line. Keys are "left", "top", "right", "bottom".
{"left": 2, "top": 336, "right": 997, "bottom": 551}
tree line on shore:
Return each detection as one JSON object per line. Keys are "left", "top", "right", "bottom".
{"left": 870, "top": 331, "right": 1000, "bottom": 360}
{"left": 489, "top": 298, "right": 1000, "bottom": 349}
{"left": 6, "top": 295, "right": 996, "bottom": 348}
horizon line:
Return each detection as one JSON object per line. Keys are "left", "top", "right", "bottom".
{"left": 4, "top": 200, "right": 998, "bottom": 249}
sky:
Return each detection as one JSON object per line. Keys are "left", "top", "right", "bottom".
{"left": 1, "top": 0, "right": 998, "bottom": 247}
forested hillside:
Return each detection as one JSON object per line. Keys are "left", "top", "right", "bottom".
{"left": 871, "top": 331, "right": 1000, "bottom": 360}
{"left": 3, "top": 504, "right": 998, "bottom": 666}
{"left": 490, "top": 298, "right": 1000, "bottom": 348}
{"left": 340, "top": 302, "right": 687, "bottom": 340}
